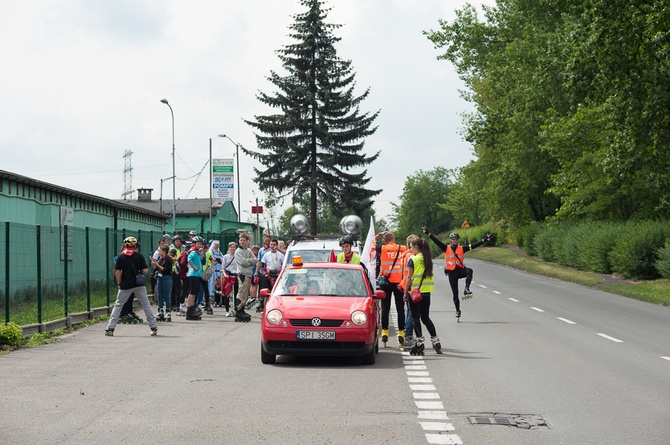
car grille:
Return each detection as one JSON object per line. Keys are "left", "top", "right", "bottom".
{"left": 268, "top": 341, "right": 365, "bottom": 350}
{"left": 289, "top": 319, "right": 343, "bottom": 327}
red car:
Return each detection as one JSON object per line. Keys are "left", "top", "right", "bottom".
{"left": 260, "top": 261, "right": 385, "bottom": 365}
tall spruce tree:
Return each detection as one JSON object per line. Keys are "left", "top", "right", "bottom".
{"left": 243, "top": 0, "right": 380, "bottom": 235}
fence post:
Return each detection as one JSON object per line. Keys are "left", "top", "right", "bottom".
{"left": 5, "top": 221, "right": 10, "bottom": 323}
{"left": 86, "top": 227, "right": 91, "bottom": 313}
{"left": 37, "top": 225, "right": 42, "bottom": 324}
{"left": 63, "top": 225, "right": 69, "bottom": 317}
{"left": 106, "top": 228, "right": 110, "bottom": 306}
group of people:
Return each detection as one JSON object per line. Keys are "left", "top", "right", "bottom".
{"left": 105, "top": 231, "right": 289, "bottom": 334}
{"left": 372, "top": 227, "right": 491, "bottom": 355}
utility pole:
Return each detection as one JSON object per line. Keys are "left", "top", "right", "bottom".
{"left": 122, "top": 150, "right": 133, "bottom": 200}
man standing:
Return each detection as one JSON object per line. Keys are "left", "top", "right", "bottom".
{"left": 254, "top": 234, "right": 273, "bottom": 311}
{"left": 259, "top": 239, "right": 285, "bottom": 310}
{"left": 234, "top": 233, "right": 256, "bottom": 322}
{"left": 105, "top": 237, "right": 158, "bottom": 336}
{"left": 377, "top": 232, "right": 407, "bottom": 348}
{"left": 423, "top": 226, "right": 490, "bottom": 320}
{"left": 336, "top": 236, "right": 361, "bottom": 264}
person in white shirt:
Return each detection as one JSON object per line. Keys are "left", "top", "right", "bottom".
{"left": 258, "top": 239, "right": 285, "bottom": 311}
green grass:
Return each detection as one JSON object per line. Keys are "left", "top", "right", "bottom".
{"left": 4, "top": 290, "right": 114, "bottom": 326}
{"left": 468, "top": 246, "right": 670, "bottom": 306}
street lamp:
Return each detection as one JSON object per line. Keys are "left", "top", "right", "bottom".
{"left": 160, "top": 98, "right": 176, "bottom": 233}
{"left": 218, "top": 134, "right": 241, "bottom": 222}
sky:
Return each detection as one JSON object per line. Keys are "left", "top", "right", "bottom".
{"left": 0, "top": 0, "right": 493, "bottom": 231}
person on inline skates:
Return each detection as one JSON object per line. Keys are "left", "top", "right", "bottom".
{"left": 403, "top": 238, "right": 441, "bottom": 355}
{"left": 423, "top": 226, "right": 491, "bottom": 321}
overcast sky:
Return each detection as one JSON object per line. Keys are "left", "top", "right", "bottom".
{"left": 0, "top": 0, "right": 492, "bottom": 229}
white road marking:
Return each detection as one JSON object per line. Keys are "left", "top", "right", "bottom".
{"left": 531, "top": 306, "right": 545, "bottom": 312}
{"left": 478, "top": 284, "right": 487, "bottom": 289}
{"left": 419, "top": 421, "right": 455, "bottom": 431}
{"left": 493, "top": 290, "right": 501, "bottom": 294}
{"left": 597, "top": 333, "right": 624, "bottom": 343}
{"left": 405, "top": 365, "right": 428, "bottom": 370}
{"left": 661, "top": 356, "right": 670, "bottom": 362}
{"left": 414, "top": 392, "right": 440, "bottom": 400}
{"left": 410, "top": 384, "right": 437, "bottom": 391}
{"left": 418, "top": 411, "right": 449, "bottom": 420}
{"left": 406, "top": 371, "right": 430, "bottom": 377}
{"left": 425, "top": 434, "right": 463, "bottom": 445}
{"left": 509, "top": 298, "right": 519, "bottom": 302}
{"left": 557, "top": 317, "right": 576, "bottom": 325}
{"left": 415, "top": 401, "right": 444, "bottom": 410}
{"left": 408, "top": 377, "right": 433, "bottom": 383}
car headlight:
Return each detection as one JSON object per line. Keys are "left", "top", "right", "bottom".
{"left": 266, "top": 309, "right": 283, "bottom": 325}
{"left": 351, "top": 311, "right": 367, "bottom": 326}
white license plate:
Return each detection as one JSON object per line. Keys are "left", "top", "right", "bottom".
{"left": 296, "top": 330, "right": 336, "bottom": 340}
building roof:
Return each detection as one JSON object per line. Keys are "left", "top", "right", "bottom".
{"left": 121, "top": 197, "right": 227, "bottom": 216}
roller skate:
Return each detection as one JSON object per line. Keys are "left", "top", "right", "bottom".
{"left": 245, "top": 297, "right": 257, "bottom": 310}
{"left": 431, "top": 336, "right": 443, "bottom": 354}
{"left": 104, "top": 328, "right": 114, "bottom": 336}
{"left": 234, "top": 308, "right": 252, "bottom": 322}
{"left": 177, "top": 304, "right": 187, "bottom": 317}
{"left": 403, "top": 335, "right": 414, "bottom": 352}
{"left": 156, "top": 309, "right": 166, "bottom": 322}
{"left": 463, "top": 288, "right": 473, "bottom": 300}
{"left": 381, "top": 329, "right": 389, "bottom": 348}
{"left": 119, "top": 314, "right": 135, "bottom": 324}
{"left": 130, "top": 311, "right": 144, "bottom": 323}
{"left": 408, "top": 337, "right": 425, "bottom": 356}
{"left": 455, "top": 310, "right": 461, "bottom": 323}
{"left": 397, "top": 330, "right": 405, "bottom": 350}
{"left": 256, "top": 304, "right": 264, "bottom": 313}
{"left": 185, "top": 305, "right": 202, "bottom": 321}
{"left": 165, "top": 311, "right": 172, "bottom": 322}
{"left": 205, "top": 304, "right": 214, "bottom": 315}
{"left": 150, "top": 327, "right": 158, "bottom": 336}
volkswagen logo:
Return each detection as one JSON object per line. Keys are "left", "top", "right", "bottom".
{"left": 311, "top": 317, "right": 322, "bottom": 326}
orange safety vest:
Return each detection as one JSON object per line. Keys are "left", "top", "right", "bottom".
{"left": 445, "top": 244, "right": 465, "bottom": 270}
{"left": 398, "top": 250, "right": 414, "bottom": 291}
{"left": 379, "top": 243, "right": 406, "bottom": 283}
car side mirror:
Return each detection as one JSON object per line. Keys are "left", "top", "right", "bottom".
{"left": 260, "top": 288, "right": 271, "bottom": 298}
{"left": 374, "top": 290, "right": 386, "bottom": 299}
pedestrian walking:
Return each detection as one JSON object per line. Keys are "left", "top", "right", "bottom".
{"left": 423, "top": 226, "right": 490, "bottom": 321}
{"left": 105, "top": 237, "right": 158, "bottom": 336}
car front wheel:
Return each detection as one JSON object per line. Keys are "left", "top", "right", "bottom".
{"left": 261, "top": 344, "right": 276, "bottom": 364}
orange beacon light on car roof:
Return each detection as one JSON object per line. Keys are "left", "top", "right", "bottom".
{"left": 292, "top": 255, "right": 303, "bottom": 267}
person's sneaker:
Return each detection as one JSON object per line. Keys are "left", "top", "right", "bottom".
{"left": 150, "top": 328, "right": 158, "bottom": 336}
{"left": 455, "top": 311, "right": 461, "bottom": 319}
{"left": 225, "top": 311, "right": 232, "bottom": 317}
{"left": 105, "top": 329, "right": 114, "bottom": 337}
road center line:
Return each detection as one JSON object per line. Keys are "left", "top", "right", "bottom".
{"left": 597, "top": 333, "right": 624, "bottom": 343}
{"left": 661, "top": 356, "right": 670, "bottom": 362}
{"left": 508, "top": 298, "right": 519, "bottom": 302}
{"left": 557, "top": 317, "right": 576, "bottom": 324}
{"left": 531, "top": 306, "right": 544, "bottom": 312}
{"left": 493, "top": 290, "right": 501, "bottom": 294}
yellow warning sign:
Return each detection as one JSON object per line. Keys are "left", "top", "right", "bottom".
{"left": 461, "top": 219, "right": 470, "bottom": 229}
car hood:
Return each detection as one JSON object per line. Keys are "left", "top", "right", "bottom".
{"left": 268, "top": 295, "right": 371, "bottom": 318}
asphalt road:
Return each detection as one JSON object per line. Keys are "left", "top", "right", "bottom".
{"left": 1, "top": 259, "right": 669, "bottom": 444}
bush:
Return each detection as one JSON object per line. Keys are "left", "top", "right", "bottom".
{"left": 608, "top": 221, "right": 670, "bottom": 280}
{"left": 655, "top": 240, "right": 670, "bottom": 279}
{"left": 517, "top": 222, "right": 547, "bottom": 256}
{"left": 0, "top": 322, "right": 24, "bottom": 347}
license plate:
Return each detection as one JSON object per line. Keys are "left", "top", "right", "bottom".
{"left": 296, "top": 330, "right": 336, "bottom": 340}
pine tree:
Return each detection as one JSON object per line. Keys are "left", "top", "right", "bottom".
{"left": 243, "top": 0, "right": 380, "bottom": 235}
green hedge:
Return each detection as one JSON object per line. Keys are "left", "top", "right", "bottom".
{"left": 517, "top": 220, "right": 670, "bottom": 279}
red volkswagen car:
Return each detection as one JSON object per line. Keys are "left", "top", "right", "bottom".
{"left": 260, "top": 260, "right": 385, "bottom": 365}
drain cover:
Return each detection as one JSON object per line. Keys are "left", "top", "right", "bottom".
{"left": 469, "top": 416, "right": 516, "bottom": 426}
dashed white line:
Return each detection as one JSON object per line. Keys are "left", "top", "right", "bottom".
{"left": 425, "top": 434, "right": 463, "bottom": 445}
{"left": 418, "top": 411, "right": 449, "bottom": 420}
{"left": 420, "top": 422, "right": 455, "bottom": 431}
{"left": 493, "top": 290, "right": 501, "bottom": 295}
{"left": 557, "top": 317, "right": 576, "bottom": 325}
{"left": 531, "top": 306, "right": 545, "bottom": 312}
{"left": 661, "top": 356, "right": 670, "bottom": 362}
{"left": 597, "top": 333, "right": 624, "bottom": 343}
{"left": 410, "top": 384, "right": 437, "bottom": 391}
{"left": 478, "top": 284, "right": 487, "bottom": 289}
{"left": 509, "top": 298, "right": 519, "bottom": 302}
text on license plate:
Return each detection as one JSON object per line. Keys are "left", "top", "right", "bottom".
{"left": 296, "top": 331, "right": 336, "bottom": 340}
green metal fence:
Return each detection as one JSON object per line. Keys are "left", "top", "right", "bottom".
{"left": 0, "top": 222, "right": 238, "bottom": 330}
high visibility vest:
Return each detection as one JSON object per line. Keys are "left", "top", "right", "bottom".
{"left": 398, "top": 250, "right": 414, "bottom": 291}
{"left": 410, "top": 253, "right": 434, "bottom": 293}
{"left": 379, "top": 243, "right": 406, "bottom": 283}
{"left": 445, "top": 245, "right": 465, "bottom": 270}
{"left": 337, "top": 252, "right": 361, "bottom": 264}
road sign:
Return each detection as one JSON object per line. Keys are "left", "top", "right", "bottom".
{"left": 212, "top": 158, "right": 234, "bottom": 200}
{"left": 252, "top": 206, "right": 263, "bottom": 214}
{"left": 461, "top": 219, "right": 470, "bottom": 229}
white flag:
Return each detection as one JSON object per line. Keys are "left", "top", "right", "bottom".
{"left": 360, "top": 216, "right": 377, "bottom": 291}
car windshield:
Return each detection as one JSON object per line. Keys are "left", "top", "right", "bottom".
{"left": 277, "top": 267, "right": 368, "bottom": 297}
{"left": 285, "top": 249, "right": 341, "bottom": 263}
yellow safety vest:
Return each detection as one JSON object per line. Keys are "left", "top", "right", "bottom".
{"left": 410, "top": 253, "right": 434, "bottom": 293}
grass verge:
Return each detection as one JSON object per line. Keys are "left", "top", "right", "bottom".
{"left": 468, "top": 246, "right": 670, "bottom": 306}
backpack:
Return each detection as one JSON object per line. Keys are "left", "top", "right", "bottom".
{"left": 177, "top": 251, "right": 189, "bottom": 279}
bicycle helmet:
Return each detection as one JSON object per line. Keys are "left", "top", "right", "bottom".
{"left": 123, "top": 236, "right": 137, "bottom": 248}
{"left": 449, "top": 232, "right": 460, "bottom": 240}
{"left": 339, "top": 235, "right": 355, "bottom": 246}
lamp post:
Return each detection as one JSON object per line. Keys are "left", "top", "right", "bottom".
{"left": 160, "top": 98, "right": 176, "bottom": 234}
{"left": 218, "top": 134, "right": 241, "bottom": 222}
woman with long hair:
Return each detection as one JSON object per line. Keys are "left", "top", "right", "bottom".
{"left": 403, "top": 238, "right": 441, "bottom": 355}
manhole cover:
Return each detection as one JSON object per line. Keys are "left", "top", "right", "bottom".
{"left": 469, "top": 416, "right": 516, "bottom": 426}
